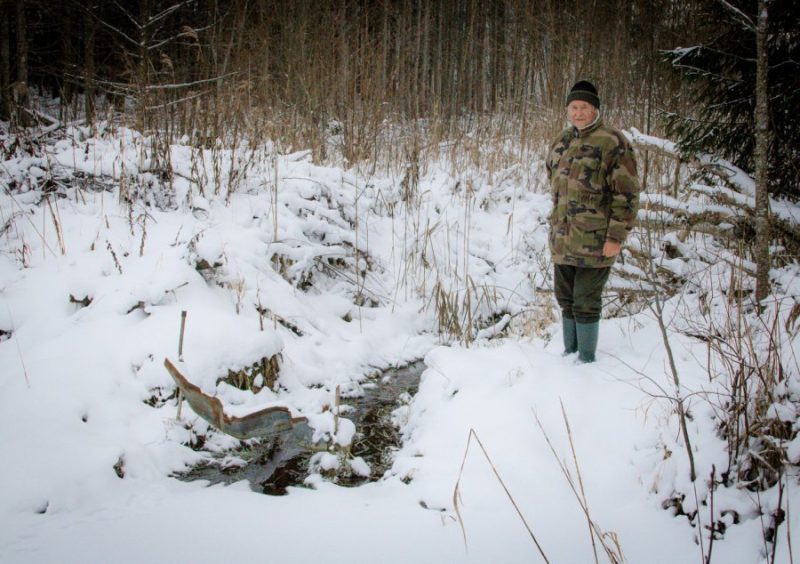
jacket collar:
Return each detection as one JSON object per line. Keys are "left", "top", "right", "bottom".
{"left": 571, "top": 116, "right": 603, "bottom": 138}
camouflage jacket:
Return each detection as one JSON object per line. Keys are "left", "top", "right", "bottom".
{"left": 546, "top": 120, "right": 641, "bottom": 268}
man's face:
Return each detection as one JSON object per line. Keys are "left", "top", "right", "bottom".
{"left": 567, "top": 100, "right": 598, "bottom": 129}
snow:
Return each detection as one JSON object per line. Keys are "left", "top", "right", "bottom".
{"left": 630, "top": 127, "right": 800, "bottom": 226}
{"left": 1, "top": 122, "right": 798, "bottom": 563}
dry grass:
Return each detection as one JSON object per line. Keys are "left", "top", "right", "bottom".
{"left": 532, "top": 405, "right": 625, "bottom": 564}
{"left": 453, "top": 427, "right": 550, "bottom": 562}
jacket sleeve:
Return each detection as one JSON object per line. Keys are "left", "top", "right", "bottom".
{"left": 605, "top": 136, "right": 641, "bottom": 243}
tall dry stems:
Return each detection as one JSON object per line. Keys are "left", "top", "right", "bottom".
{"left": 453, "top": 428, "right": 550, "bottom": 562}
{"left": 532, "top": 407, "right": 625, "bottom": 564}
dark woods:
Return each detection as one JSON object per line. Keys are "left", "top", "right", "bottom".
{"left": 1, "top": 0, "right": 797, "bottom": 198}
{"left": 663, "top": 0, "right": 800, "bottom": 199}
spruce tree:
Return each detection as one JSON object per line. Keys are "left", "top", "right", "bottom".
{"left": 662, "top": 0, "right": 800, "bottom": 200}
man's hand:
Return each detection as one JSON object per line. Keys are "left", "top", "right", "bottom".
{"left": 602, "top": 240, "right": 622, "bottom": 257}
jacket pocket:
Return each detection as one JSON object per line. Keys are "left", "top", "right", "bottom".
{"left": 569, "top": 213, "right": 607, "bottom": 258}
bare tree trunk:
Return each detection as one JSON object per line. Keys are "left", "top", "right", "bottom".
{"left": 754, "top": 0, "right": 771, "bottom": 307}
{"left": 0, "top": 0, "right": 10, "bottom": 120}
{"left": 62, "top": 3, "right": 74, "bottom": 118}
{"left": 420, "top": 0, "right": 430, "bottom": 117}
{"left": 641, "top": 0, "right": 657, "bottom": 187}
{"left": 217, "top": 0, "right": 248, "bottom": 93}
{"left": 411, "top": 0, "right": 421, "bottom": 118}
{"left": 14, "top": 0, "right": 29, "bottom": 125}
{"left": 136, "top": 0, "right": 151, "bottom": 133}
{"left": 84, "top": 7, "right": 96, "bottom": 124}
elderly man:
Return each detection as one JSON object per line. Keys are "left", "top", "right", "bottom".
{"left": 546, "top": 81, "right": 641, "bottom": 363}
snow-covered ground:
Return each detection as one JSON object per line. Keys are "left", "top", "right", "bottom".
{"left": 1, "top": 123, "right": 798, "bottom": 563}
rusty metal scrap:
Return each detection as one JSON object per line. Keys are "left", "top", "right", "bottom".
{"left": 164, "top": 358, "right": 312, "bottom": 443}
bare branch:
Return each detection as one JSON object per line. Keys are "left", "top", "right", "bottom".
{"left": 147, "top": 0, "right": 196, "bottom": 27}
{"left": 717, "top": 0, "right": 756, "bottom": 31}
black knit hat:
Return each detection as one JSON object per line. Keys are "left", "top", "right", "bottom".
{"left": 566, "top": 80, "right": 600, "bottom": 109}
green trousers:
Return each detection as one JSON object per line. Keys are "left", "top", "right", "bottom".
{"left": 553, "top": 264, "right": 611, "bottom": 324}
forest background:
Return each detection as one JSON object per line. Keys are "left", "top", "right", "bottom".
{"left": 0, "top": 0, "right": 793, "bottom": 184}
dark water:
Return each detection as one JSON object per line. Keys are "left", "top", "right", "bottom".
{"left": 174, "top": 361, "right": 424, "bottom": 495}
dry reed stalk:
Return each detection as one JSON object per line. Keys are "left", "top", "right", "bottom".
{"left": 105, "top": 240, "right": 122, "bottom": 274}
{"left": 0, "top": 180, "right": 58, "bottom": 259}
{"left": 3, "top": 305, "right": 31, "bottom": 388}
{"left": 175, "top": 310, "right": 187, "bottom": 421}
{"left": 705, "top": 465, "right": 718, "bottom": 564}
{"left": 45, "top": 194, "right": 66, "bottom": 255}
{"left": 452, "top": 427, "right": 550, "bottom": 562}
{"left": 786, "top": 476, "right": 795, "bottom": 564}
{"left": 532, "top": 407, "right": 625, "bottom": 564}
{"left": 138, "top": 210, "right": 147, "bottom": 257}
{"left": 559, "top": 400, "right": 600, "bottom": 564}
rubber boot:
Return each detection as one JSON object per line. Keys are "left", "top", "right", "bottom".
{"left": 562, "top": 317, "right": 577, "bottom": 355}
{"left": 576, "top": 321, "right": 599, "bottom": 363}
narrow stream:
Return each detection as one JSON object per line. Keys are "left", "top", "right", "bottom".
{"left": 174, "top": 361, "right": 424, "bottom": 495}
